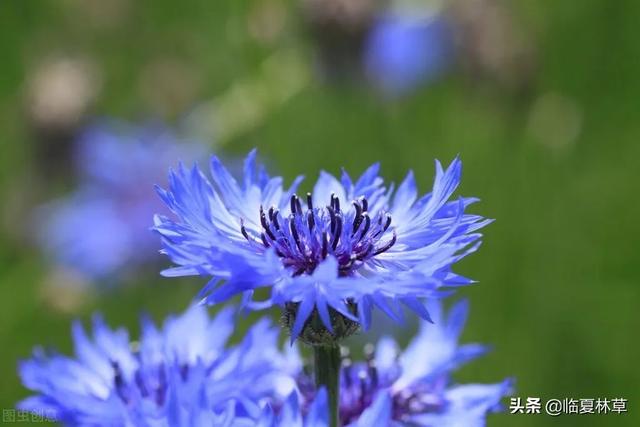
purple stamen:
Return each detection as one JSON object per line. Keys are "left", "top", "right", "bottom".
{"left": 239, "top": 193, "right": 395, "bottom": 277}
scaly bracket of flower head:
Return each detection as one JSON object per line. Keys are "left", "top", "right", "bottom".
{"left": 281, "top": 301, "right": 360, "bottom": 347}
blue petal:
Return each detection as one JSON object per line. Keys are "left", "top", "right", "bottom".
{"left": 446, "top": 299, "right": 469, "bottom": 338}
{"left": 316, "top": 294, "right": 333, "bottom": 333}
{"left": 400, "top": 297, "right": 433, "bottom": 323}
{"left": 243, "top": 149, "right": 258, "bottom": 190}
{"left": 290, "top": 296, "right": 315, "bottom": 345}
{"left": 391, "top": 170, "right": 417, "bottom": 214}
{"left": 306, "top": 387, "right": 329, "bottom": 427}
{"left": 312, "top": 170, "right": 347, "bottom": 207}
{"left": 349, "top": 391, "right": 393, "bottom": 427}
{"left": 357, "top": 295, "right": 373, "bottom": 330}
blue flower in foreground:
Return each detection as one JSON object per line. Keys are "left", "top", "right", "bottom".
{"left": 154, "top": 150, "right": 491, "bottom": 343}
{"left": 292, "top": 300, "right": 512, "bottom": 426}
{"left": 364, "top": 11, "right": 452, "bottom": 96}
{"left": 18, "top": 305, "right": 293, "bottom": 425}
{"left": 37, "top": 120, "right": 203, "bottom": 281}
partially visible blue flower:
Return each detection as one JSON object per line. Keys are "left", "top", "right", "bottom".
{"left": 209, "top": 300, "right": 511, "bottom": 426}
{"left": 364, "top": 9, "right": 452, "bottom": 96}
{"left": 294, "top": 300, "right": 512, "bottom": 426}
{"left": 154, "top": 150, "right": 490, "bottom": 343}
{"left": 18, "top": 305, "right": 294, "bottom": 425}
{"left": 36, "top": 120, "right": 204, "bottom": 281}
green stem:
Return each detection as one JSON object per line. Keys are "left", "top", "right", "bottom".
{"left": 314, "top": 344, "right": 341, "bottom": 427}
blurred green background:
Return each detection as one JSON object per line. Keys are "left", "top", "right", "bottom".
{"left": 1, "top": 0, "right": 638, "bottom": 426}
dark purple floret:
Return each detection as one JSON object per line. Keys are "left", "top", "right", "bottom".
{"left": 112, "top": 361, "right": 170, "bottom": 407}
{"left": 240, "top": 193, "right": 396, "bottom": 277}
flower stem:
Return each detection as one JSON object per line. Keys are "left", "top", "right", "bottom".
{"left": 314, "top": 344, "right": 341, "bottom": 427}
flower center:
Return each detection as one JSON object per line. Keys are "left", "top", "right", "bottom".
{"left": 240, "top": 193, "right": 396, "bottom": 277}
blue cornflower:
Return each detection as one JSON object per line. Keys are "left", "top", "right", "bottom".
{"left": 154, "top": 150, "right": 490, "bottom": 343}
{"left": 18, "top": 305, "right": 294, "bottom": 425}
{"left": 36, "top": 120, "right": 204, "bottom": 281}
{"left": 364, "top": 9, "right": 452, "bottom": 96}
{"left": 292, "top": 300, "right": 512, "bottom": 426}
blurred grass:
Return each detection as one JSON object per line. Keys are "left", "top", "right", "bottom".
{"left": 1, "top": 0, "right": 639, "bottom": 426}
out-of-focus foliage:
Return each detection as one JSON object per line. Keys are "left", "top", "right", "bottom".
{"left": 0, "top": 1, "right": 639, "bottom": 426}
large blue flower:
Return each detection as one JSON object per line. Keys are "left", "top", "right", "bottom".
{"left": 293, "top": 300, "right": 512, "bottom": 426}
{"left": 18, "top": 305, "right": 294, "bottom": 426}
{"left": 154, "top": 150, "right": 491, "bottom": 342}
